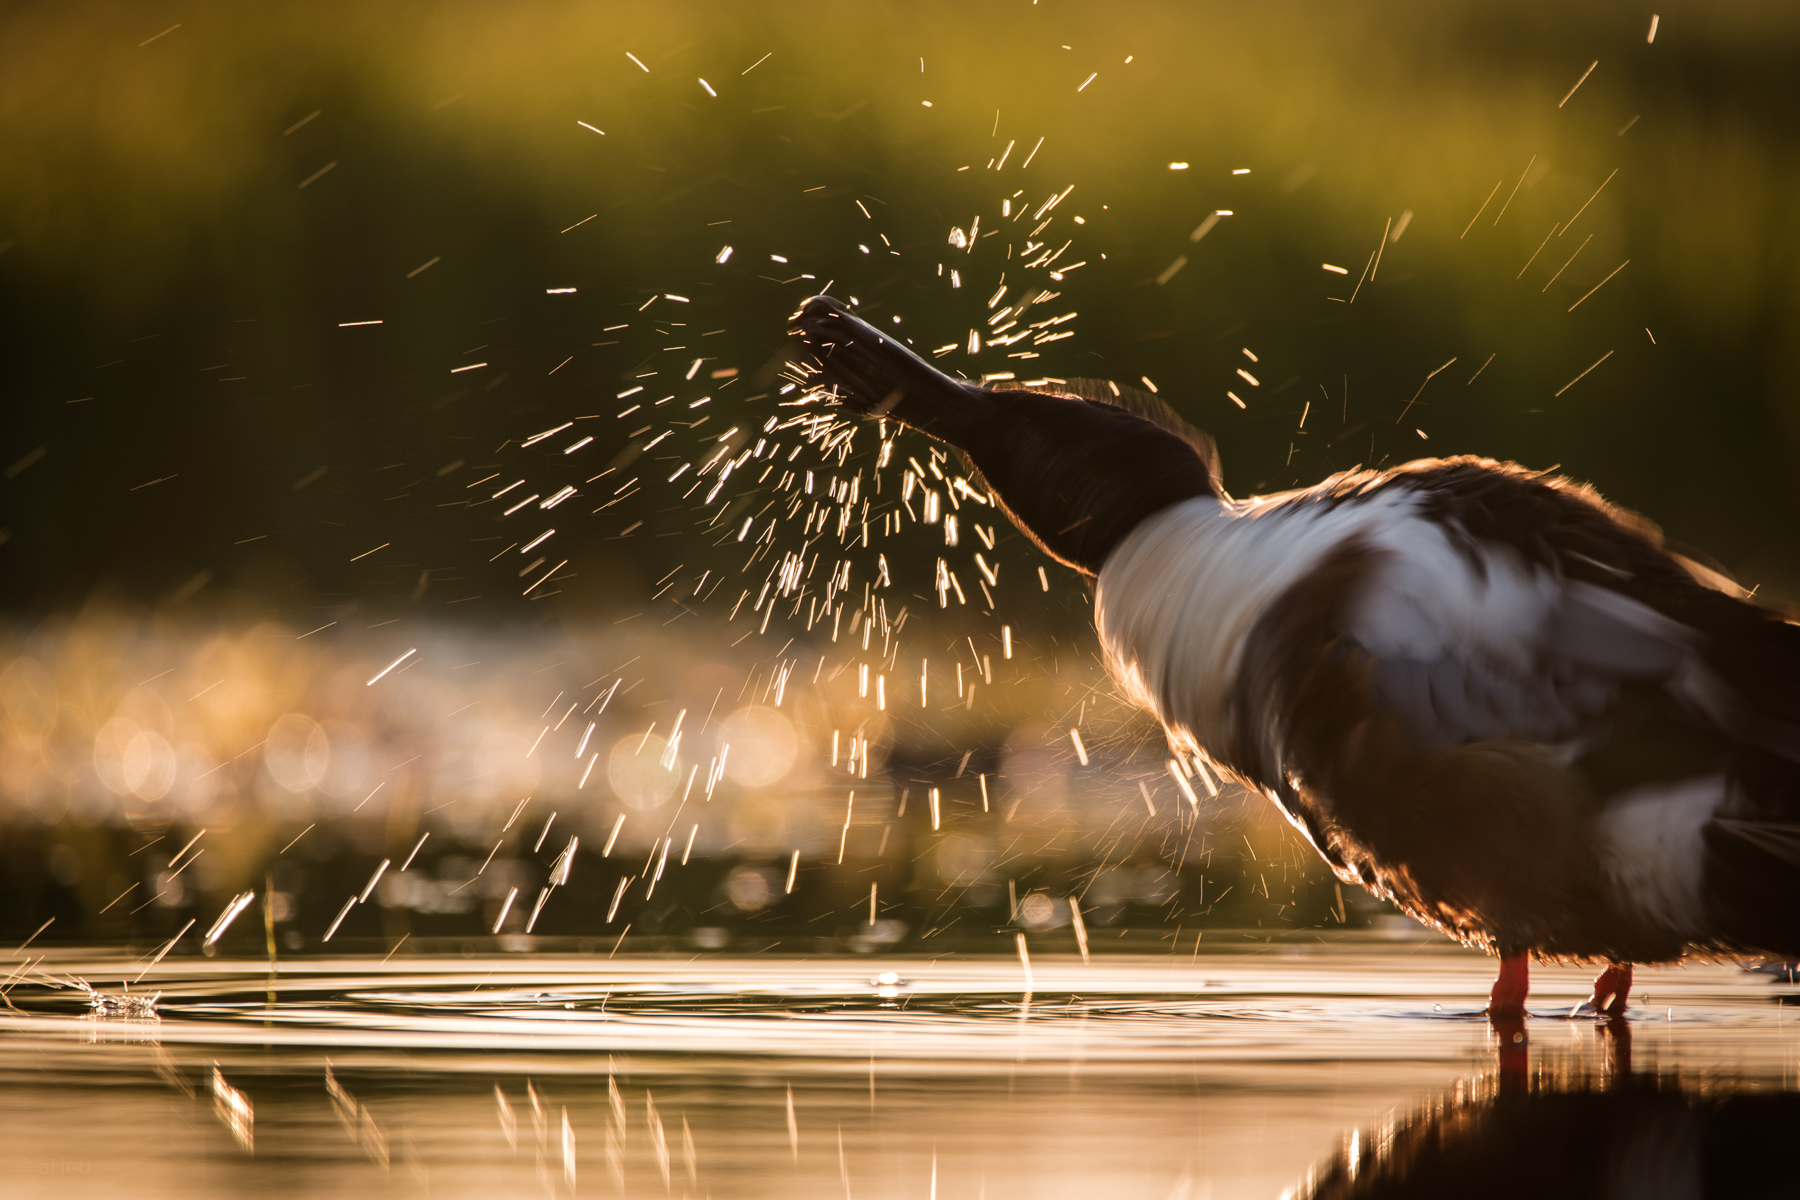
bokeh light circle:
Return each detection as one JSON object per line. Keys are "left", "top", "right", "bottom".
{"left": 608, "top": 733, "right": 682, "bottom": 810}
{"left": 92, "top": 717, "right": 140, "bottom": 794}
{"left": 122, "top": 730, "right": 176, "bottom": 800}
{"left": 266, "top": 713, "right": 328, "bottom": 792}
{"left": 718, "top": 706, "right": 798, "bottom": 787}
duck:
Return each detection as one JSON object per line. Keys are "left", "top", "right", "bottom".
{"left": 792, "top": 293, "right": 1800, "bottom": 1017}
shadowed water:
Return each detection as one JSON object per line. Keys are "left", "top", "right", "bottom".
{"left": 2, "top": 943, "right": 1795, "bottom": 1198}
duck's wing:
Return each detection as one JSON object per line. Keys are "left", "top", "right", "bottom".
{"left": 1234, "top": 459, "right": 1800, "bottom": 955}
{"left": 1342, "top": 459, "right": 1800, "bottom": 765}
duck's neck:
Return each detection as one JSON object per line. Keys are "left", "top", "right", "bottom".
{"left": 963, "top": 392, "right": 1219, "bottom": 575}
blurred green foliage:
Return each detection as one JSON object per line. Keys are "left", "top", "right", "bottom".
{"left": 1, "top": 0, "right": 1798, "bottom": 613}
{"left": 1, "top": 1, "right": 1798, "bottom": 952}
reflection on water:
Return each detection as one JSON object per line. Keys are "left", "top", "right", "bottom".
{"left": 0, "top": 946, "right": 1793, "bottom": 1198}
{"left": 1303, "top": 1044, "right": 1800, "bottom": 1200}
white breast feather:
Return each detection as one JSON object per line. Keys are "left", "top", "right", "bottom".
{"left": 1098, "top": 492, "right": 1396, "bottom": 748}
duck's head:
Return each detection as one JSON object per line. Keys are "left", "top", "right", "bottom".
{"left": 794, "top": 294, "right": 1221, "bottom": 575}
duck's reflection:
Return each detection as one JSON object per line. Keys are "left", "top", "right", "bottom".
{"left": 1301, "top": 1020, "right": 1800, "bottom": 1200}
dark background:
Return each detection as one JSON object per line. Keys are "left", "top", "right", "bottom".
{"left": 0, "top": 0, "right": 1796, "bottom": 953}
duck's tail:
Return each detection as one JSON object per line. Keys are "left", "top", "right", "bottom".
{"left": 791, "top": 295, "right": 993, "bottom": 450}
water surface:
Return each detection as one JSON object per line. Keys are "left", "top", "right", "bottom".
{"left": 3, "top": 942, "right": 1795, "bottom": 1198}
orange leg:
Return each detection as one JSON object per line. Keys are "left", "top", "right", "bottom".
{"left": 1487, "top": 954, "right": 1531, "bottom": 1087}
{"left": 1589, "top": 963, "right": 1633, "bottom": 1017}
{"left": 1487, "top": 952, "right": 1530, "bottom": 1017}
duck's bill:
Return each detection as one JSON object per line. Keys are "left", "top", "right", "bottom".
{"left": 792, "top": 295, "right": 983, "bottom": 420}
